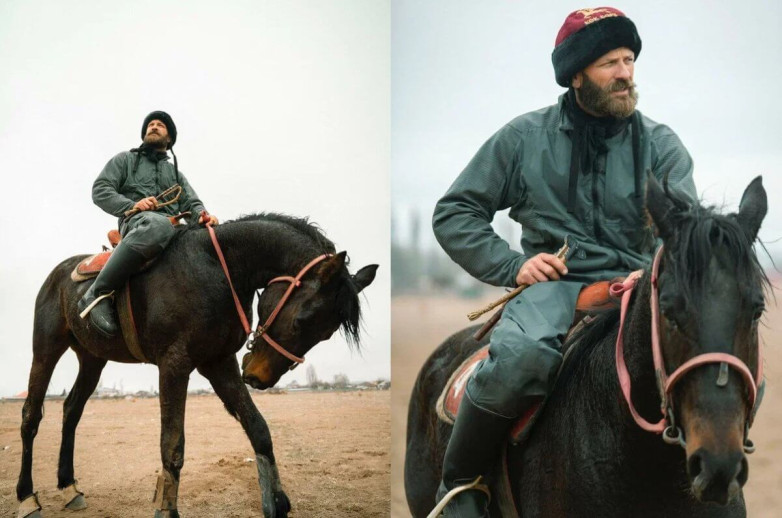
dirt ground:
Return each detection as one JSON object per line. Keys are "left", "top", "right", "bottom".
{"left": 391, "top": 291, "right": 782, "bottom": 517}
{"left": 0, "top": 390, "right": 390, "bottom": 517}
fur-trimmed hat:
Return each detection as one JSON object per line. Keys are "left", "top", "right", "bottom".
{"left": 141, "top": 110, "right": 177, "bottom": 148}
{"left": 551, "top": 7, "right": 641, "bottom": 88}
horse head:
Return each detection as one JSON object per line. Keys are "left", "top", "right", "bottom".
{"left": 241, "top": 251, "right": 378, "bottom": 389}
{"left": 646, "top": 174, "right": 767, "bottom": 505}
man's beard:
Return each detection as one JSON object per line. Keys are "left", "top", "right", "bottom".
{"left": 143, "top": 132, "right": 168, "bottom": 149}
{"left": 577, "top": 74, "right": 638, "bottom": 119}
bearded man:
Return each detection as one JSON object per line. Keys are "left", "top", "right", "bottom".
{"left": 78, "top": 111, "right": 219, "bottom": 338}
{"left": 431, "top": 8, "right": 696, "bottom": 516}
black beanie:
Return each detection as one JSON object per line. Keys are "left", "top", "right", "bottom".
{"left": 551, "top": 7, "right": 641, "bottom": 88}
{"left": 141, "top": 111, "right": 177, "bottom": 149}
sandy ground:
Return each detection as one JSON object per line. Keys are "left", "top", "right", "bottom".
{"left": 0, "top": 391, "right": 390, "bottom": 517}
{"left": 391, "top": 291, "right": 782, "bottom": 517}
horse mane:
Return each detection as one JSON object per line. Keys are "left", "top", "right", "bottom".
{"left": 230, "top": 213, "right": 363, "bottom": 347}
{"left": 556, "top": 198, "right": 770, "bottom": 388}
{"left": 172, "top": 212, "right": 362, "bottom": 347}
{"left": 662, "top": 203, "right": 770, "bottom": 309}
{"left": 227, "top": 212, "right": 338, "bottom": 254}
{"left": 557, "top": 306, "right": 622, "bottom": 387}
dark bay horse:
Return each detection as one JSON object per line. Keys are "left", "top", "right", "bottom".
{"left": 406, "top": 176, "right": 768, "bottom": 517}
{"left": 16, "top": 213, "right": 377, "bottom": 518}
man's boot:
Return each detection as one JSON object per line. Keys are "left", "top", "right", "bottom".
{"left": 78, "top": 243, "right": 147, "bottom": 337}
{"left": 435, "top": 393, "right": 515, "bottom": 517}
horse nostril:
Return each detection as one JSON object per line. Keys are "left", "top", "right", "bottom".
{"left": 687, "top": 452, "right": 703, "bottom": 480}
{"left": 736, "top": 456, "right": 749, "bottom": 486}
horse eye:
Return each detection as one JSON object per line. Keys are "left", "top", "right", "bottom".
{"left": 752, "top": 306, "right": 765, "bottom": 322}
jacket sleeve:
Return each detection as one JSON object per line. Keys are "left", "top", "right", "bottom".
{"left": 650, "top": 125, "right": 697, "bottom": 201}
{"left": 92, "top": 152, "right": 136, "bottom": 217}
{"left": 432, "top": 124, "right": 526, "bottom": 288}
{"left": 175, "top": 169, "right": 206, "bottom": 220}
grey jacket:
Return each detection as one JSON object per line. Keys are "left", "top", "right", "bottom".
{"left": 433, "top": 95, "right": 696, "bottom": 287}
{"left": 92, "top": 150, "right": 206, "bottom": 225}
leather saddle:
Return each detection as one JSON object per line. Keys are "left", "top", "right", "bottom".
{"left": 435, "top": 278, "right": 626, "bottom": 443}
{"left": 70, "top": 213, "right": 189, "bottom": 282}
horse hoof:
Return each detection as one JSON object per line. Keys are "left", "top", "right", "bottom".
{"left": 62, "top": 482, "right": 87, "bottom": 511}
{"left": 17, "top": 493, "right": 42, "bottom": 518}
{"left": 274, "top": 492, "right": 291, "bottom": 517}
{"left": 65, "top": 494, "right": 87, "bottom": 510}
{"left": 154, "top": 510, "right": 180, "bottom": 518}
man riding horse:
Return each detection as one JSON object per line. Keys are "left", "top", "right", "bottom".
{"left": 78, "top": 111, "right": 220, "bottom": 337}
{"left": 432, "top": 7, "right": 697, "bottom": 516}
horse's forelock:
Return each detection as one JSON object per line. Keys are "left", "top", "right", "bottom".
{"left": 336, "top": 268, "right": 362, "bottom": 351}
{"left": 666, "top": 205, "right": 769, "bottom": 313}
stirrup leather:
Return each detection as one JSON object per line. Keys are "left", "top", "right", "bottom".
{"left": 427, "top": 476, "right": 491, "bottom": 518}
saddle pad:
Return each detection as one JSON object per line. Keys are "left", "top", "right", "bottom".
{"left": 435, "top": 346, "right": 541, "bottom": 443}
{"left": 71, "top": 251, "right": 112, "bottom": 281}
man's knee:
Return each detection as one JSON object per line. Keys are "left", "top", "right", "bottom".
{"left": 468, "top": 340, "right": 563, "bottom": 418}
{"left": 122, "top": 212, "right": 175, "bottom": 258}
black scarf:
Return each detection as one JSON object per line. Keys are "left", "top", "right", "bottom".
{"left": 129, "top": 143, "right": 180, "bottom": 180}
{"left": 565, "top": 88, "right": 641, "bottom": 214}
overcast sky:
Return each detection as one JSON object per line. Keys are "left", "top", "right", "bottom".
{"left": 0, "top": 0, "right": 390, "bottom": 396}
{"left": 392, "top": 0, "right": 782, "bottom": 267}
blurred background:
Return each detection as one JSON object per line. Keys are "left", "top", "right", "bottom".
{"left": 391, "top": 1, "right": 782, "bottom": 516}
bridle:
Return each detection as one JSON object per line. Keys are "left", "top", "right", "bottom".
{"left": 207, "top": 223, "right": 330, "bottom": 370}
{"left": 614, "top": 246, "right": 762, "bottom": 452}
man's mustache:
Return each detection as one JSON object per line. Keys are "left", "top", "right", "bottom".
{"left": 609, "top": 80, "right": 636, "bottom": 92}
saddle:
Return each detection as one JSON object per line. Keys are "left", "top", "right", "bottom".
{"left": 435, "top": 278, "right": 627, "bottom": 444}
{"left": 70, "top": 213, "right": 189, "bottom": 282}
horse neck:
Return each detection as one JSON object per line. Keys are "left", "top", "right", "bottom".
{"left": 514, "top": 272, "right": 688, "bottom": 510}
{"left": 619, "top": 272, "right": 665, "bottom": 419}
{"left": 209, "top": 221, "right": 327, "bottom": 296}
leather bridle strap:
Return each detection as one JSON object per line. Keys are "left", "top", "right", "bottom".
{"left": 615, "top": 246, "right": 761, "bottom": 435}
{"left": 254, "top": 254, "right": 331, "bottom": 365}
{"left": 207, "top": 223, "right": 252, "bottom": 334}
{"left": 206, "top": 223, "right": 330, "bottom": 365}
{"left": 649, "top": 247, "right": 760, "bottom": 411}
{"left": 614, "top": 270, "right": 664, "bottom": 432}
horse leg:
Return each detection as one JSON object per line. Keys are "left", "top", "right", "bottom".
{"left": 198, "top": 355, "right": 290, "bottom": 518}
{"left": 16, "top": 344, "right": 68, "bottom": 517}
{"left": 153, "top": 366, "right": 189, "bottom": 518}
{"left": 56, "top": 351, "right": 107, "bottom": 511}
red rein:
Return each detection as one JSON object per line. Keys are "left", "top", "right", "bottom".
{"left": 206, "top": 223, "right": 329, "bottom": 366}
{"left": 614, "top": 246, "right": 762, "bottom": 435}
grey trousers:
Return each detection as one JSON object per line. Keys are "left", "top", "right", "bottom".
{"left": 466, "top": 280, "right": 584, "bottom": 418}
{"left": 119, "top": 211, "right": 176, "bottom": 259}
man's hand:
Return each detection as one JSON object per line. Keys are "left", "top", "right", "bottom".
{"left": 199, "top": 212, "right": 219, "bottom": 226}
{"left": 133, "top": 196, "right": 158, "bottom": 212}
{"left": 516, "top": 253, "right": 568, "bottom": 286}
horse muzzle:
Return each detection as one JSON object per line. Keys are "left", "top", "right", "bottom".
{"left": 687, "top": 447, "right": 747, "bottom": 505}
{"left": 241, "top": 352, "right": 279, "bottom": 390}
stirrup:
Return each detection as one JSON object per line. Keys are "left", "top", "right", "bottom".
{"left": 78, "top": 291, "right": 115, "bottom": 319}
{"left": 427, "top": 476, "right": 491, "bottom": 518}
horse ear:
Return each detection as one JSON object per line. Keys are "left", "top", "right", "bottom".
{"left": 645, "top": 172, "right": 676, "bottom": 240}
{"left": 353, "top": 264, "right": 378, "bottom": 293}
{"left": 318, "top": 251, "right": 347, "bottom": 284}
{"left": 736, "top": 176, "right": 766, "bottom": 242}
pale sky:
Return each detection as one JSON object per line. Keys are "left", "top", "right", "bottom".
{"left": 392, "top": 0, "right": 782, "bottom": 266}
{"left": 0, "top": 0, "right": 390, "bottom": 396}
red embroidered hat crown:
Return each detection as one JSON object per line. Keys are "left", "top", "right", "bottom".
{"left": 551, "top": 7, "right": 641, "bottom": 87}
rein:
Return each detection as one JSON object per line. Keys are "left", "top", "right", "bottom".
{"left": 206, "top": 223, "right": 329, "bottom": 367}
{"left": 614, "top": 246, "right": 761, "bottom": 451}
